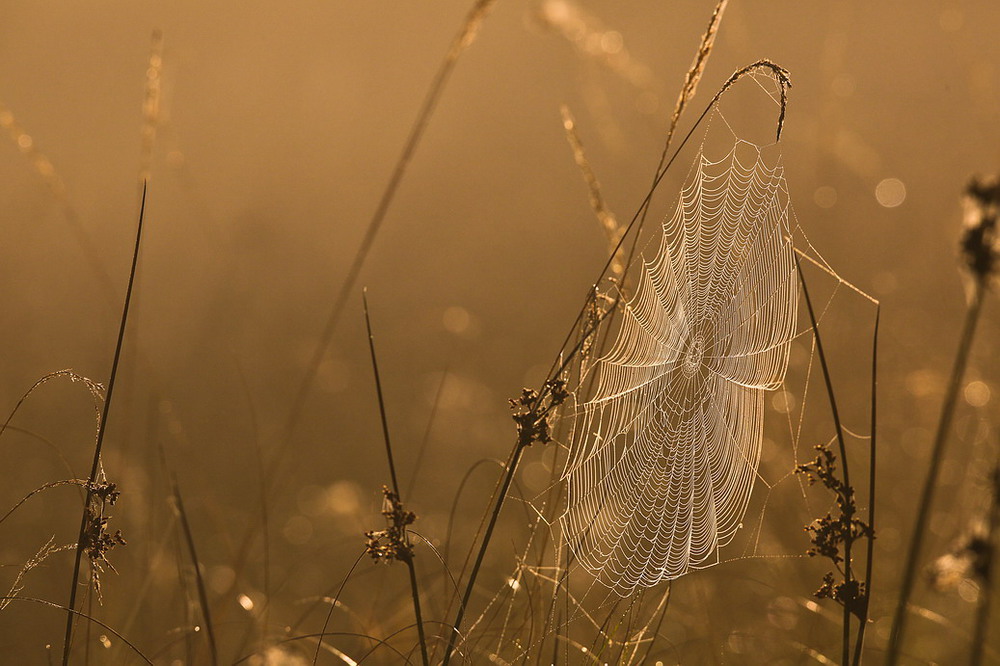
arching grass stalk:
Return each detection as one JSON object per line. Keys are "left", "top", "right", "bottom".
{"left": 61, "top": 182, "right": 147, "bottom": 666}
{"left": 887, "top": 176, "right": 997, "bottom": 665}
{"left": 356, "top": 290, "right": 429, "bottom": 666}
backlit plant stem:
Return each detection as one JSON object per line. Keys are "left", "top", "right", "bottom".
{"left": 886, "top": 275, "right": 987, "bottom": 665}
{"left": 62, "top": 183, "right": 147, "bottom": 666}
{"left": 796, "top": 255, "right": 855, "bottom": 665}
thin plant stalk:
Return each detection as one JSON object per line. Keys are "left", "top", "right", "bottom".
{"left": 359, "top": 290, "right": 429, "bottom": 666}
{"left": 310, "top": 550, "right": 367, "bottom": 666}
{"left": 796, "top": 254, "right": 854, "bottom": 665}
{"left": 971, "top": 462, "right": 1000, "bottom": 666}
{"left": 61, "top": 182, "right": 147, "bottom": 666}
{"left": 628, "top": 0, "right": 728, "bottom": 245}
{"left": 219, "top": 0, "right": 501, "bottom": 616}
{"left": 171, "top": 476, "right": 219, "bottom": 666}
{"left": 886, "top": 276, "right": 988, "bottom": 665}
{"left": 853, "top": 304, "right": 880, "bottom": 666}
{"left": 442, "top": 439, "right": 528, "bottom": 666}
{"left": 278, "top": 0, "right": 498, "bottom": 454}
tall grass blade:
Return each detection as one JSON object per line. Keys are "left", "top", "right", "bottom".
{"left": 853, "top": 304, "right": 879, "bottom": 666}
{"left": 796, "top": 254, "right": 855, "bottom": 665}
{"left": 171, "top": 476, "right": 219, "bottom": 666}
{"left": 61, "top": 182, "right": 148, "bottom": 666}
{"left": 359, "top": 290, "right": 429, "bottom": 666}
{"left": 886, "top": 277, "right": 987, "bottom": 664}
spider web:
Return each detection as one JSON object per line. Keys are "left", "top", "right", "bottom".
{"left": 558, "top": 136, "right": 797, "bottom": 594}
{"left": 459, "top": 73, "right": 879, "bottom": 664}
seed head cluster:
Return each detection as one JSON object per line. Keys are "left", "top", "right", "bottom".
{"left": 796, "top": 444, "right": 872, "bottom": 616}
{"left": 364, "top": 485, "right": 416, "bottom": 564}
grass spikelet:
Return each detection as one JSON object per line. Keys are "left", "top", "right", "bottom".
{"left": 535, "top": 0, "right": 657, "bottom": 95}
{"left": 1, "top": 537, "right": 74, "bottom": 612}
{"left": 0, "top": 103, "right": 116, "bottom": 297}
{"left": 560, "top": 104, "right": 624, "bottom": 276}
{"left": 138, "top": 29, "right": 164, "bottom": 187}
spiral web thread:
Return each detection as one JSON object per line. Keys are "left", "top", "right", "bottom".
{"left": 559, "top": 131, "right": 800, "bottom": 595}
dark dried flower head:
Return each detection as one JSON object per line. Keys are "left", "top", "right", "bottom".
{"left": 364, "top": 485, "right": 415, "bottom": 564}
{"left": 795, "top": 442, "right": 872, "bottom": 618}
{"left": 509, "top": 378, "right": 569, "bottom": 448}
{"left": 815, "top": 572, "right": 867, "bottom": 617}
{"left": 82, "top": 478, "right": 126, "bottom": 601}
{"left": 961, "top": 175, "right": 1000, "bottom": 280}
{"left": 928, "top": 518, "right": 990, "bottom": 592}
{"left": 89, "top": 481, "right": 120, "bottom": 505}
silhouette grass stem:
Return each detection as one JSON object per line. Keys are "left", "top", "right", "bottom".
{"left": 171, "top": 476, "right": 219, "bottom": 666}
{"left": 886, "top": 276, "right": 987, "bottom": 665}
{"left": 361, "top": 290, "right": 429, "bottom": 666}
{"left": 61, "top": 182, "right": 147, "bottom": 666}
{"left": 796, "top": 254, "right": 855, "bottom": 665}
{"left": 971, "top": 460, "right": 1000, "bottom": 666}
{"left": 853, "top": 305, "right": 879, "bottom": 666}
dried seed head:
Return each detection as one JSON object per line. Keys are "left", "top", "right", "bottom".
{"left": 961, "top": 175, "right": 1000, "bottom": 281}
{"left": 364, "top": 486, "right": 415, "bottom": 564}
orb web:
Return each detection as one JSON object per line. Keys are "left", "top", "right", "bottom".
{"left": 559, "top": 138, "right": 799, "bottom": 594}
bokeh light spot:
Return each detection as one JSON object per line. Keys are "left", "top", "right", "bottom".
{"left": 442, "top": 305, "right": 471, "bottom": 334}
{"left": 600, "top": 31, "right": 623, "bottom": 54}
{"left": 964, "top": 380, "right": 991, "bottom": 407}
{"left": 326, "top": 480, "right": 362, "bottom": 517}
{"left": 875, "top": 177, "right": 907, "bottom": 208}
{"left": 771, "top": 390, "right": 796, "bottom": 414}
{"left": 813, "top": 185, "right": 838, "bottom": 209}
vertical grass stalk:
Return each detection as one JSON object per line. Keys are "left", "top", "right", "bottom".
{"left": 853, "top": 305, "right": 879, "bottom": 666}
{"left": 442, "top": 439, "right": 528, "bottom": 666}
{"left": 61, "top": 182, "right": 148, "bottom": 666}
{"left": 795, "top": 255, "right": 855, "bottom": 665}
{"left": 886, "top": 277, "right": 987, "bottom": 665}
{"left": 361, "top": 290, "right": 429, "bottom": 666}
{"left": 171, "top": 476, "right": 219, "bottom": 666}
{"left": 971, "top": 461, "right": 999, "bottom": 666}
